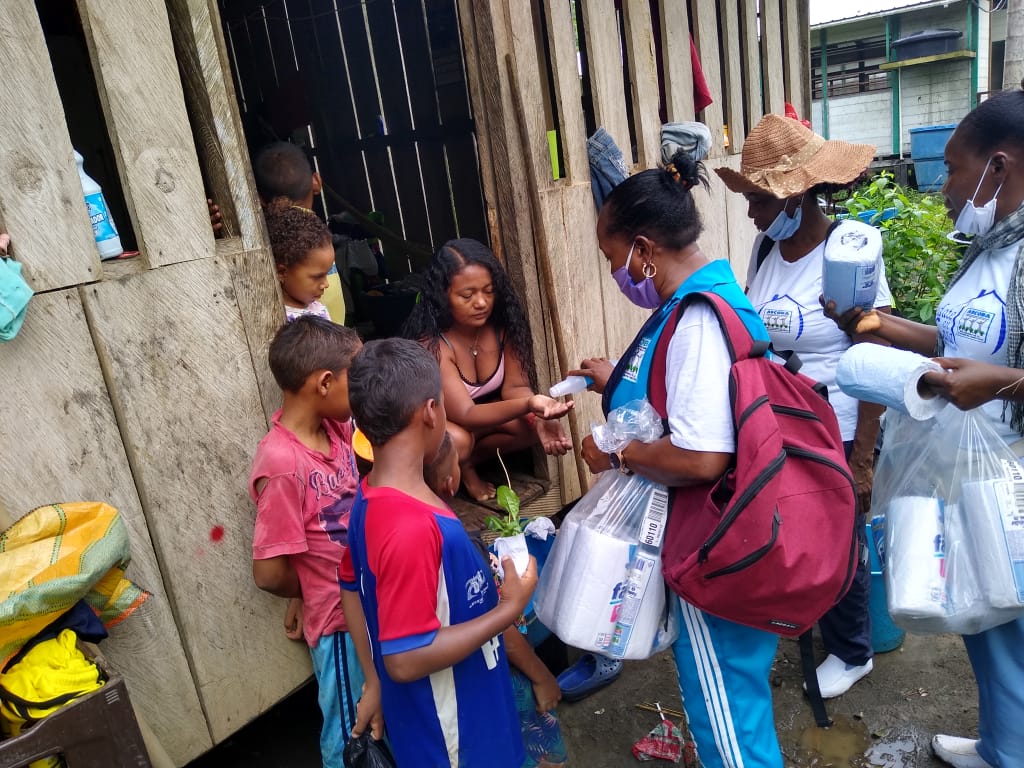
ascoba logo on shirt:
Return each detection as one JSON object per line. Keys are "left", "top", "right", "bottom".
{"left": 936, "top": 289, "right": 1007, "bottom": 354}
{"left": 757, "top": 294, "right": 807, "bottom": 340}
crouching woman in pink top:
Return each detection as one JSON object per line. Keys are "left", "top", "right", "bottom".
{"left": 403, "top": 238, "right": 572, "bottom": 501}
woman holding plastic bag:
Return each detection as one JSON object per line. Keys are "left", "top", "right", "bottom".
{"left": 572, "top": 146, "right": 783, "bottom": 767}
{"left": 828, "top": 90, "right": 1024, "bottom": 768}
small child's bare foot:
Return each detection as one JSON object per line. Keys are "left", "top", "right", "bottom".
{"left": 461, "top": 463, "right": 496, "bottom": 501}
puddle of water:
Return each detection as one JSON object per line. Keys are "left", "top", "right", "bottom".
{"left": 792, "top": 719, "right": 929, "bottom": 767}
{"left": 798, "top": 714, "right": 871, "bottom": 765}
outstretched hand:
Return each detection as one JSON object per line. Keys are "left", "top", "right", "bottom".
{"left": 528, "top": 394, "right": 573, "bottom": 420}
{"left": 0, "top": 233, "right": 10, "bottom": 256}
{"left": 535, "top": 417, "right": 573, "bottom": 456}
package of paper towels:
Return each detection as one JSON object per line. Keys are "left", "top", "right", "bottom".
{"left": 886, "top": 495, "right": 949, "bottom": 628}
{"left": 821, "top": 219, "right": 883, "bottom": 314}
{"left": 837, "top": 344, "right": 946, "bottom": 420}
{"left": 534, "top": 471, "right": 675, "bottom": 659}
{"left": 960, "top": 471, "right": 1024, "bottom": 608}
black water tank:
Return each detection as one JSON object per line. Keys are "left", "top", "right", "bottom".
{"left": 891, "top": 28, "right": 964, "bottom": 60}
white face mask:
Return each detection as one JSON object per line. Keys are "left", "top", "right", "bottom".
{"left": 954, "top": 157, "right": 1003, "bottom": 236}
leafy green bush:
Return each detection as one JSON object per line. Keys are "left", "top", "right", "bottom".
{"left": 841, "top": 172, "right": 961, "bottom": 324}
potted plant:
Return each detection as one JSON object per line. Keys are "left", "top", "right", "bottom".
{"left": 485, "top": 450, "right": 529, "bottom": 576}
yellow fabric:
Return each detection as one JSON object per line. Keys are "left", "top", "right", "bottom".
{"left": 0, "top": 502, "right": 149, "bottom": 669}
{"left": 0, "top": 630, "right": 103, "bottom": 738}
{"left": 323, "top": 270, "right": 347, "bottom": 325}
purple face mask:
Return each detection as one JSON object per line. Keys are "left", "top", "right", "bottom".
{"left": 612, "top": 242, "right": 661, "bottom": 309}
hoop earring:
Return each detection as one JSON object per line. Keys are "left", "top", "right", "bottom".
{"left": 642, "top": 260, "right": 657, "bottom": 279}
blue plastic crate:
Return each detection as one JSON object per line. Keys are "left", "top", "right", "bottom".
{"left": 913, "top": 158, "right": 947, "bottom": 192}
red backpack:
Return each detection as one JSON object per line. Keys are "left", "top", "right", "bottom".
{"left": 649, "top": 291, "right": 857, "bottom": 638}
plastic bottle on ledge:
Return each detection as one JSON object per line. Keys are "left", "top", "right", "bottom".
{"left": 75, "top": 150, "right": 123, "bottom": 260}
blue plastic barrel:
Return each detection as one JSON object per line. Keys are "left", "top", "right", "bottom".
{"left": 910, "top": 124, "right": 957, "bottom": 192}
{"left": 867, "top": 519, "right": 906, "bottom": 652}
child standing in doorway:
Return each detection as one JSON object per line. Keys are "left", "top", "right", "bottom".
{"left": 264, "top": 201, "right": 337, "bottom": 322}
{"left": 339, "top": 337, "right": 536, "bottom": 767}
{"left": 249, "top": 316, "right": 364, "bottom": 767}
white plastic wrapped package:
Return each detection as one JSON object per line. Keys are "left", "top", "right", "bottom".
{"left": 873, "top": 407, "right": 1024, "bottom": 634}
{"left": 821, "top": 219, "right": 882, "bottom": 314}
{"left": 534, "top": 457, "right": 677, "bottom": 659}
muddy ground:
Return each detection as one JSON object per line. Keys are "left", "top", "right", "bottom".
{"left": 189, "top": 629, "right": 976, "bottom": 767}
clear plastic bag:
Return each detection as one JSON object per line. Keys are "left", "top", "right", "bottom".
{"left": 872, "top": 407, "right": 1024, "bottom": 635}
{"left": 534, "top": 400, "right": 677, "bottom": 659}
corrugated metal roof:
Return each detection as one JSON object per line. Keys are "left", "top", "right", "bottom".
{"left": 810, "top": 0, "right": 961, "bottom": 29}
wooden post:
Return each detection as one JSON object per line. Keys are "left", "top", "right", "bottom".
{"left": 659, "top": 0, "right": 695, "bottom": 122}
{"left": 720, "top": 0, "right": 746, "bottom": 153}
{"left": 580, "top": 0, "right": 631, "bottom": 163}
{"left": 693, "top": 0, "right": 725, "bottom": 157}
{"left": 761, "top": 0, "right": 786, "bottom": 114}
{"left": 0, "top": 1, "right": 100, "bottom": 291}
{"left": 77, "top": 0, "right": 216, "bottom": 268}
{"left": 622, "top": 0, "right": 662, "bottom": 167}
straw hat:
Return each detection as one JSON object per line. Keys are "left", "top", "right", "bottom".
{"left": 715, "top": 114, "right": 875, "bottom": 199}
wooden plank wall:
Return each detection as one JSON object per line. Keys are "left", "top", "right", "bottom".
{"left": 456, "top": 0, "right": 812, "bottom": 495}
{"left": 0, "top": 2, "right": 298, "bottom": 764}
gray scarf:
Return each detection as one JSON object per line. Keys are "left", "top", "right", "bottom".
{"left": 937, "top": 201, "right": 1024, "bottom": 434}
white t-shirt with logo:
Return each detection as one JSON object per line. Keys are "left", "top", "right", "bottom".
{"left": 746, "top": 233, "right": 892, "bottom": 441}
{"left": 935, "top": 239, "right": 1023, "bottom": 442}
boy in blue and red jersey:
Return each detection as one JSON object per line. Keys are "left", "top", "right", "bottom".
{"left": 340, "top": 337, "right": 537, "bottom": 767}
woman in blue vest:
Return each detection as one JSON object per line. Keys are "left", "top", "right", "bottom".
{"left": 574, "top": 149, "right": 782, "bottom": 768}
{"left": 829, "top": 89, "right": 1024, "bottom": 768}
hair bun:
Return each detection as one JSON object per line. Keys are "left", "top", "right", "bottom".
{"left": 666, "top": 150, "right": 707, "bottom": 192}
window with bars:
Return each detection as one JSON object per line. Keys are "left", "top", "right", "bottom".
{"left": 812, "top": 36, "right": 890, "bottom": 99}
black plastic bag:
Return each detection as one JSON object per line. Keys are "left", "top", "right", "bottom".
{"left": 343, "top": 732, "right": 396, "bottom": 768}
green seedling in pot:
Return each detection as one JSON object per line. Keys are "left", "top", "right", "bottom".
{"left": 485, "top": 449, "right": 522, "bottom": 537}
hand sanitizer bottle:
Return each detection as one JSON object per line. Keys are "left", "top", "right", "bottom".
{"left": 75, "top": 150, "right": 123, "bottom": 260}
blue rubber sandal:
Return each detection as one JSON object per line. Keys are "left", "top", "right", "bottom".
{"left": 557, "top": 653, "right": 623, "bottom": 702}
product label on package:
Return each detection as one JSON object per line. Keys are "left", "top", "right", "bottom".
{"left": 639, "top": 488, "right": 669, "bottom": 549}
{"left": 850, "top": 264, "right": 878, "bottom": 308}
{"left": 997, "top": 459, "right": 1024, "bottom": 599}
{"left": 609, "top": 551, "right": 658, "bottom": 657}
{"left": 84, "top": 192, "right": 119, "bottom": 241}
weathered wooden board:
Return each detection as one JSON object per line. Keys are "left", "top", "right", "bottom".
{"left": 166, "top": 0, "right": 265, "bottom": 251}
{"left": 716, "top": 153, "right": 759, "bottom": 282}
{"left": 77, "top": 0, "right": 216, "bottom": 268}
{"left": 81, "top": 259, "right": 311, "bottom": 744}
{"left": 760, "top": 0, "right": 786, "bottom": 115}
{"left": 0, "top": 1, "right": 100, "bottom": 292}
{"left": 783, "top": 0, "right": 812, "bottom": 118}
{"left": 542, "top": 0, "right": 589, "bottom": 182}
{"left": 230, "top": 248, "right": 286, "bottom": 424}
{"left": 622, "top": 0, "right": 662, "bottom": 168}
{"left": 0, "top": 289, "right": 210, "bottom": 766}
{"left": 720, "top": 0, "right": 746, "bottom": 153}
{"left": 580, "top": 0, "right": 631, "bottom": 165}
{"left": 658, "top": 0, "right": 694, "bottom": 123}
{"left": 695, "top": 168, "right": 731, "bottom": 265}
{"left": 741, "top": 0, "right": 763, "bottom": 136}
{"left": 692, "top": 0, "right": 725, "bottom": 158}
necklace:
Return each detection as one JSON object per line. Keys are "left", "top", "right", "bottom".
{"left": 469, "top": 328, "right": 482, "bottom": 357}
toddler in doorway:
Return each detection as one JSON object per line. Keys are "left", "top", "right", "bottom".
{"left": 265, "top": 200, "right": 337, "bottom": 322}
{"left": 249, "top": 315, "right": 364, "bottom": 767}
{"left": 425, "top": 434, "right": 568, "bottom": 768}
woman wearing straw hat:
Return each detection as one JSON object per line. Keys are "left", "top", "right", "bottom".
{"left": 716, "top": 114, "right": 893, "bottom": 700}
{"left": 827, "top": 89, "right": 1024, "bottom": 768}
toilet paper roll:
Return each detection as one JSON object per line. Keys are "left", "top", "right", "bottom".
{"left": 837, "top": 344, "right": 946, "bottom": 420}
{"left": 533, "top": 514, "right": 580, "bottom": 626}
{"left": 886, "top": 496, "right": 948, "bottom": 620}
{"left": 822, "top": 221, "right": 883, "bottom": 314}
{"left": 959, "top": 478, "right": 1024, "bottom": 608}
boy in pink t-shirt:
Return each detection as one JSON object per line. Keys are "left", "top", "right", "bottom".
{"left": 249, "top": 315, "right": 363, "bottom": 768}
